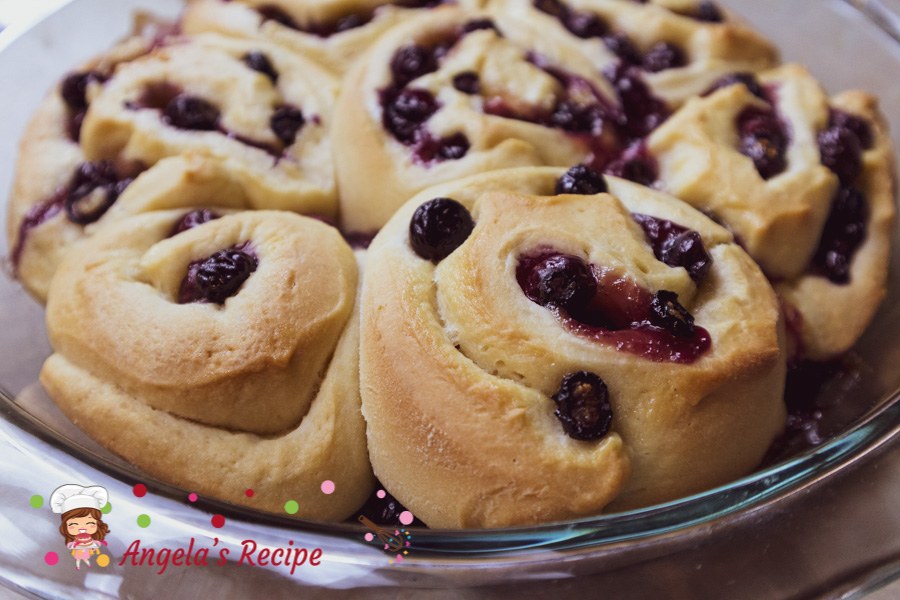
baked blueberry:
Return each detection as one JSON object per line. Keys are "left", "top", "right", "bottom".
{"left": 831, "top": 110, "right": 873, "bottom": 150}
{"left": 603, "top": 33, "right": 642, "bottom": 66}
{"left": 737, "top": 108, "right": 788, "bottom": 179}
{"left": 521, "top": 253, "right": 596, "bottom": 310}
{"left": 178, "top": 244, "right": 258, "bottom": 304}
{"left": 649, "top": 290, "right": 695, "bottom": 338}
{"left": 164, "top": 95, "right": 220, "bottom": 131}
{"left": 642, "top": 42, "right": 686, "bottom": 73}
{"left": 563, "top": 10, "right": 607, "bottom": 39}
{"left": 434, "top": 132, "right": 470, "bottom": 160}
{"left": 609, "top": 65, "right": 670, "bottom": 139}
{"left": 452, "top": 71, "right": 480, "bottom": 95}
{"left": 632, "top": 214, "right": 712, "bottom": 282}
{"left": 270, "top": 105, "right": 305, "bottom": 146}
{"left": 65, "top": 161, "right": 128, "bottom": 225}
{"left": 257, "top": 5, "right": 298, "bottom": 29}
{"left": 409, "top": 197, "right": 475, "bottom": 262}
{"left": 382, "top": 88, "right": 439, "bottom": 143}
{"left": 555, "top": 165, "right": 608, "bottom": 195}
{"left": 170, "top": 209, "right": 221, "bottom": 237}
{"left": 695, "top": 1, "right": 724, "bottom": 22}
{"left": 242, "top": 51, "right": 279, "bottom": 83}
{"left": 703, "top": 72, "right": 766, "bottom": 100}
{"left": 605, "top": 143, "right": 658, "bottom": 187}
{"left": 812, "top": 185, "right": 868, "bottom": 284}
{"left": 552, "top": 371, "right": 613, "bottom": 441}
{"left": 60, "top": 71, "right": 103, "bottom": 110}
{"left": 818, "top": 123, "right": 863, "bottom": 185}
{"left": 390, "top": 44, "right": 438, "bottom": 89}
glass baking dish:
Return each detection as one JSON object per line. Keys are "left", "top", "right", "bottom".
{"left": 0, "top": 0, "right": 898, "bottom": 597}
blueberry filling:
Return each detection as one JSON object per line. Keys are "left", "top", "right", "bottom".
{"left": 409, "top": 197, "right": 474, "bottom": 262}
{"left": 603, "top": 32, "right": 642, "bottom": 66}
{"left": 452, "top": 71, "right": 480, "bottom": 95}
{"left": 516, "top": 251, "right": 710, "bottom": 362}
{"left": 703, "top": 72, "right": 766, "bottom": 100}
{"left": 170, "top": 209, "right": 221, "bottom": 237}
{"left": 390, "top": 44, "right": 438, "bottom": 89}
{"left": 811, "top": 186, "right": 868, "bottom": 284}
{"left": 533, "top": 0, "right": 608, "bottom": 40}
{"left": 242, "top": 51, "right": 279, "bottom": 83}
{"left": 631, "top": 213, "right": 712, "bottom": 282}
{"left": 178, "top": 243, "right": 258, "bottom": 304}
{"left": 642, "top": 42, "right": 686, "bottom": 73}
{"left": 818, "top": 111, "right": 869, "bottom": 185}
{"left": 605, "top": 142, "right": 658, "bottom": 187}
{"left": 270, "top": 104, "right": 305, "bottom": 146}
{"left": 65, "top": 161, "right": 133, "bottom": 225}
{"left": 257, "top": 4, "right": 374, "bottom": 37}
{"left": 736, "top": 107, "right": 788, "bottom": 180}
{"left": 164, "top": 95, "right": 221, "bottom": 131}
{"left": 552, "top": 371, "right": 613, "bottom": 441}
{"left": 60, "top": 70, "right": 106, "bottom": 141}
{"left": 555, "top": 165, "right": 608, "bottom": 195}
{"left": 607, "top": 65, "right": 671, "bottom": 141}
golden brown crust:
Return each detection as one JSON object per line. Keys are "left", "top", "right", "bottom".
{"left": 360, "top": 167, "right": 786, "bottom": 527}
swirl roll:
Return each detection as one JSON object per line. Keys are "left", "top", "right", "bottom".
{"left": 40, "top": 210, "right": 373, "bottom": 519}
{"left": 360, "top": 167, "right": 786, "bottom": 527}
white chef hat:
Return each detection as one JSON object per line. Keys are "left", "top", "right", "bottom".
{"left": 50, "top": 484, "right": 109, "bottom": 514}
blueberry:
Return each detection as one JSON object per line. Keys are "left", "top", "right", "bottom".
{"left": 382, "top": 88, "right": 439, "bottom": 143}
{"left": 812, "top": 185, "right": 868, "bottom": 284}
{"left": 408, "top": 197, "right": 474, "bottom": 262}
{"left": 170, "top": 209, "right": 220, "bottom": 237}
{"left": 737, "top": 109, "right": 788, "bottom": 180}
{"left": 605, "top": 153, "right": 658, "bottom": 187}
{"left": 60, "top": 71, "right": 103, "bottom": 110}
{"left": 435, "top": 132, "right": 470, "bottom": 160}
{"left": 555, "top": 165, "right": 608, "bottom": 195}
{"left": 178, "top": 245, "right": 258, "bottom": 304}
{"left": 462, "top": 19, "right": 500, "bottom": 34}
{"left": 333, "top": 12, "right": 369, "bottom": 33}
{"left": 603, "top": 33, "right": 642, "bottom": 66}
{"left": 550, "top": 100, "right": 605, "bottom": 133}
{"left": 609, "top": 66, "right": 670, "bottom": 139}
{"left": 563, "top": 10, "right": 607, "bottom": 39}
{"left": 642, "top": 42, "right": 686, "bottom": 73}
{"left": 695, "top": 1, "right": 724, "bottom": 22}
{"left": 270, "top": 105, "right": 305, "bottom": 146}
{"left": 831, "top": 110, "right": 873, "bottom": 150}
{"left": 523, "top": 254, "right": 596, "bottom": 310}
{"left": 452, "top": 71, "right": 480, "bottom": 95}
{"left": 818, "top": 124, "right": 863, "bottom": 185}
{"left": 632, "top": 214, "right": 712, "bottom": 282}
{"left": 64, "top": 161, "right": 126, "bottom": 225}
{"left": 390, "top": 44, "right": 437, "bottom": 88}
{"left": 552, "top": 371, "right": 613, "bottom": 441}
{"left": 649, "top": 290, "right": 695, "bottom": 338}
{"left": 257, "top": 5, "right": 298, "bottom": 29}
{"left": 242, "top": 51, "right": 279, "bottom": 83}
{"left": 533, "top": 0, "right": 566, "bottom": 18}
{"left": 703, "top": 72, "right": 765, "bottom": 100}
{"left": 164, "top": 95, "right": 220, "bottom": 131}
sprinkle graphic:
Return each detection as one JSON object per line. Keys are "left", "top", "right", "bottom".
{"left": 320, "top": 480, "right": 335, "bottom": 495}
{"left": 96, "top": 554, "right": 110, "bottom": 568}
{"left": 101, "top": 502, "right": 112, "bottom": 514}
{"left": 44, "top": 552, "right": 58, "bottom": 566}
{"left": 137, "top": 514, "right": 151, "bottom": 528}
{"left": 399, "top": 511, "right": 414, "bottom": 526}
{"left": 376, "top": 490, "right": 386, "bottom": 499}
{"left": 245, "top": 489, "right": 254, "bottom": 498}
{"left": 132, "top": 484, "right": 147, "bottom": 498}
{"left": 358, "top": 516, "right": 414, "bottom": 564}
{"left": 29, "top": 494, "right": 43, "bottom": 508}
{"left": 188, "top": 493, "right": 198, "bottom": 503}
{"left": 211, "top": 514, "right": 226, "bottom": 528}
{"left": 284, "top": 500, "right": 299, "bottom": 515}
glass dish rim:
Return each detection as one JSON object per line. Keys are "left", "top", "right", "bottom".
{"left": 0, "top": 0, "right": 898, "bottom": 564}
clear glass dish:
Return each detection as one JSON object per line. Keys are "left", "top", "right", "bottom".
{"left": 0, "top": 0, "right": 898, "bottom": 597}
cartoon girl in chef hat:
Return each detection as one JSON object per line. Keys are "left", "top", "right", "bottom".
{"left": 50, "top": 484, "right": 111, "bottom": 570}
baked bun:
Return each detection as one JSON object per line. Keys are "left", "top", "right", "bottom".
{"left": 80, "top": 33, "right": 338, "bottom": 217}
{"left": 360, "top": 166, "right": 786, "bottom": 527}
{"left": 182, "top": 0, "right": 485, "bottom": 75}
{"left": 490, "top": 0, "right": 777, "bottom": 107}
{"left": 6, "top": 37, "right": 153, "bottom": 302}
{"left": 333, "top": 5, "right": 623, "bottom": 232}
{"left": 645, "top": 65, "right": 896, "bottom": 359}
{"left": 40, "top": 210, "right": 373, "bottom": 519}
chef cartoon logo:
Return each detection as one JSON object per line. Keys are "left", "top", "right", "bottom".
{"left": 50, "top": 484, "right": 111, "bottom": 570}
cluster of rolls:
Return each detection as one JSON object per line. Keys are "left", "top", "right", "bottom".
{"left": 6, "top": 0, "right": 894, "bottom": 528}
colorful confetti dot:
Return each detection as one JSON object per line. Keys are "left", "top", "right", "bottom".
{"left": 188, "top": 493, "right": 198, "bottom": 503}
{"left": 136, "top": 514, "right": 151, "bottom": 528}
{"left": 96, "top": 554, "right": 110, "bottom": 567}
{"left": 44, "top": 552, "right": 58, "bottom": 566}
{"left": 211, "top": 514, "right": 226, "bottom": 528}
{"left": 101, "top": 502, "right": 112, "bottom": 514}
{"left": 133, "top": 484, "right": 147, "bottom": 498}
{"left": 396, "top": 554, "right": 404, "bottom": 562}
{"left": 284, "top": 500, "right": 299, "bottom": 515}
{"left": 399, "top": 511, "right": 414, "bottom": 526}
{"left": 245, "top": 489, "right": 254, "bottom": 498}
{"left": 364, "top": 533, "right": 374, "bottom": 542}
{"left": 29, "top": 495, "right": 43, "bottom": 509}
{"left": 376, "top": 490, "right": 386, "bottom": 499}
{"left": 320, "top": 480, "right": 335, "bottom": 495}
